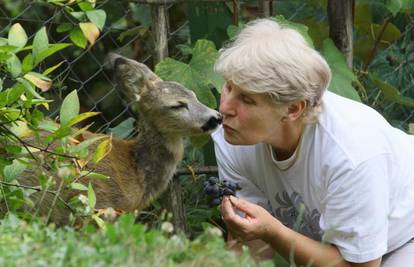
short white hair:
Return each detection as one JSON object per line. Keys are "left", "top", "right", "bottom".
{"left": 215, "top": 18, "right": 331, "bottom": 121}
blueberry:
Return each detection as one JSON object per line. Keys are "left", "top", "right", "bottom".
{"left": 211, "top": 198, "right": 221, "bottom": 206}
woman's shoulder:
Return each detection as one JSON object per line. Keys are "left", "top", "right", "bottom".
{"left": 313, "top": 93, "right": 393, "bottom": 166}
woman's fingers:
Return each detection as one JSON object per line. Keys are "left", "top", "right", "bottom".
{"left": 221, "top": 196, "right": 245, "bottom": 226}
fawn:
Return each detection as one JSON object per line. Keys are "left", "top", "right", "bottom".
{"left": 4, "top": 54, "right": 222, "bottom": 225}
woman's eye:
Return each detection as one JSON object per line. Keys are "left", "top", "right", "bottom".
{"left": 241, "top": 95, "right": 255, "bottom": 105}
{"left": 170, "top": 102, "right": 188, "bottom": 110}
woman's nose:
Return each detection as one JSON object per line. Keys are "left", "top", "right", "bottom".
{"left": 219, "top": 94, "right": 236, "bottom": 116}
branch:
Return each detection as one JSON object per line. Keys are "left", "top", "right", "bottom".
{"left": 175, "top": 166, "right": 218, "bottom": 176}
{"left": 0, "top": 124, "right": 79, "bottom": 160}
{"left": 0, "top": 124, "right": 37, "bottom": 161}
{"left": 0, "top": 181, "right": 74, "bottom": 212}
{"left": 363, "top": 16, "right": 392, "bottom": 73}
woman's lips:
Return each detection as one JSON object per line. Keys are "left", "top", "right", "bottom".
{"left": 223, "top": 124, "right": 236, "bottom": 133}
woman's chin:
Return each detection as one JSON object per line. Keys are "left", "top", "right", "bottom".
{"left": 224, "top": 133, "right": 245, "bottom": 145}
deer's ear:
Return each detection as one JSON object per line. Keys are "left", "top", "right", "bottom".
{"left": 110, "top": 54, "right": 162, "bottom": 101}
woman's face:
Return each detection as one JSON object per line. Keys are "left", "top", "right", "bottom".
{"left": 219, "top": 81, "right": 285, "bottom": 145}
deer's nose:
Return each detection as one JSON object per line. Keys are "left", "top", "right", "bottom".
{"left": 202, "top": 113, "right": 223, "bottom": 132}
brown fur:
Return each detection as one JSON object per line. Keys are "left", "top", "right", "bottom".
{"left": 2, "top": 54, "right": 222, "bottom": 225}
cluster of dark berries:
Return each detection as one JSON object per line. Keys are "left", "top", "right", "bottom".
{"left": 203, "top": 176, "right": 242, "bottom": 206}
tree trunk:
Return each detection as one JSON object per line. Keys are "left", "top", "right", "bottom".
{"left": 150, "top": 4, "right": 188, "bottom": 234}
{"left": 328, "top": 0, "right": 354, "bottom": 68}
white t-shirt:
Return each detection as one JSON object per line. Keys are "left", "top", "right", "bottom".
{"left": 212, "top": 91, "right": 414, "bottom": 263}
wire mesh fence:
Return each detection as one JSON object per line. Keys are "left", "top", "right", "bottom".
{"left": 0, "top": 0, "right": 413, "bottom": 135}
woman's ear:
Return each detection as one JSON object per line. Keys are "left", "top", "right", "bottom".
{"left": 285, "top": 100, "right": 306, "bottom": 122}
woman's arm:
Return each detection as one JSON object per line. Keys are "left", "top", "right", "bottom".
{"left": 222, "top": 196, "right": 381, "bottom": 267}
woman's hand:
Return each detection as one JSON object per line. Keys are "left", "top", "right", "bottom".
{"left": 221, "top": 195, "right": 283, "bottom": 241}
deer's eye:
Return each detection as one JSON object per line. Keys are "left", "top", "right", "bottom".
{"left": 170, "top": 102, "right": 188, "bottom": 110}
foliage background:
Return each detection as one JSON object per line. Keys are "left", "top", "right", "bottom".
{"left": 0, "top": 0, "right": 414, "bottom": 266}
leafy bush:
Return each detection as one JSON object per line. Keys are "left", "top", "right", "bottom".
{"left": 0, "top": 213, "right": 274, "bottom": 267}
{"left": 0, "top": 2, "right": 110, "bottom": 226}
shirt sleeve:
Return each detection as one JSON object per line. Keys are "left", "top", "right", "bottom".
{"left": 320, "top": 154, "right": 391, "bottom": 263}
{"left": 212, "top": 129, "right": 271, "bottom": 212}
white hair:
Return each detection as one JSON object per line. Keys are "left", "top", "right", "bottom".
{"left": 214, "top": 18, "right": 332, "bottom": 121}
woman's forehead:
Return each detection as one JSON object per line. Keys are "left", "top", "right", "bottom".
{"left": 227, "top": 80, "right": 256, "bottom": 95}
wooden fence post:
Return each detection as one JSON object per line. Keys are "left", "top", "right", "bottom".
{"left": 151, "top": 4, "right": 169, "bottom": 63}
{"left": 328, "top": 0, "right": 354, "bottom": 68}
{"left": 258, "top": 0, "right": 271, "bottom": 17}
{"left": 150, "top": 2, "right": 188, "bottom": 234}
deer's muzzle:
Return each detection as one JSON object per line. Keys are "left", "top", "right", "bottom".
{"left": 202, "top": 114, "right": 223, "bottom": 132}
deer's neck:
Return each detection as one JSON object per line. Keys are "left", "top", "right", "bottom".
{"left": 132, "top": 120, "right": 184, "bottom": 201}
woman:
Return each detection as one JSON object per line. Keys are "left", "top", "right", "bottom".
{"left": 212, "top": 18, "right": 414, "bottom": 267}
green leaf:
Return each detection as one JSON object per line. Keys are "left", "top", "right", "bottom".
{"left": 43, "top": 61, "right": 64, "bottom": 76}
{"left": 70, "top": 182, "right": 88, "bottom": 191}
{"left": 78, "top": 2, "right": 93, "bottom": 11}
{"left": 92, "top": 214, "right": 106, "bottom": 229}
{"left": 79, "top": 22, "right": 100, "bottom": 46}
{"left": 60, "top": 90, "right": 80, "bottom": 126}
{"left": 46, "top": 126, "right": 72, "bottom": 142}
{"left": 3, "top": 108, "right": 22, "bottom": 122}
{"left": 86, "top": 9, "right": 106, "bottom": 30}
{"left": 22, "top": 53, "right": 34, "bottom": 73}
{"left": 373, "top": 22, "right": 401, "bottom": 47}
{"left": 80, "top": 171, "right": 109, "bottom": 180}
{"left": 67, "top": 112, "right": 100, "bottom": 127}
{"left": 0, "top": 37, "right": 7, "bottom": 45}
{"left": 38, "top": 119, "right": 59, "bottom": 132}
{"left": 71, "top": 135, "right": 107, "bottom": 153}
{"left": 24, "top": 72, "right": 52, "bottom": 92}
{"left": 70, "top": 27, "right": 87, "bottom": 48}
{"left": 34, "top": 43, "right": 71, "bottom": 66}
{"left": 156, "top": 58, "right": 217, "bottom": 108}
{"left": 385, "top": 0, "right": 402, "bottom": 16}
{"left": 355, "top": 19, "right": 401, "bottom": 49}
{"left": 370, "top": 74, "right": 414, "bottom": 108}
{"left": 190, "top": 39, "right": 224, "bottom": 92}
{"left": 56, "top": 23, "right": 73, "bottom": 33}
{"left": 226, "top": 23, "right": 244, "bottom": 40}
{"left": 5, "top": 145, "right": 22, "bottom": 154}
{"left": 16, "top": 78, "right": 44, "bottom": 99}
{"left": 8, "top": 120, "right": 32, "bottom": 138}
{"left": 0, "top": 45, "right": 19, "bottom": 53}
{"left": 3, "top": 159, "right": 26, "bottom": 182}
{"left": 107, "top": 117, "right": 135, "bottom": 139}
{"left": 156, "top": 39, "right": 222, "bottom": 108}
{"left": 92, "top": 138, "right": 112, "bottom": 163}
{"left": 321, "top": 39, "right": 361, "bottom": 102}
{"left": 8, "top": 23, "right": 28, "bottom": 49}
{"left": 33, "top": 27, "right": 49, "bottom": 64}
{"left": 88, "top": 182, "right": 96, "bottom": 209}
{"left": 401, "top": 0, "right": 414, "bottom": 11}
{"left": 0, "top": 52, "right": 12, "bottom": 62}
{"left": 0, "top": 85, "right": 25, "bottom": 107}
{"left": 409, "top": 123, "right": 414, "bottom": 134}
{"left": 6, "top": 54, "right": 22, "bottom": 77}
{"left": 70, "top": 11, "right": 87, "bottom": 21}
{"left": 176, "top": 44, "right": 193, "bottom": 56}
